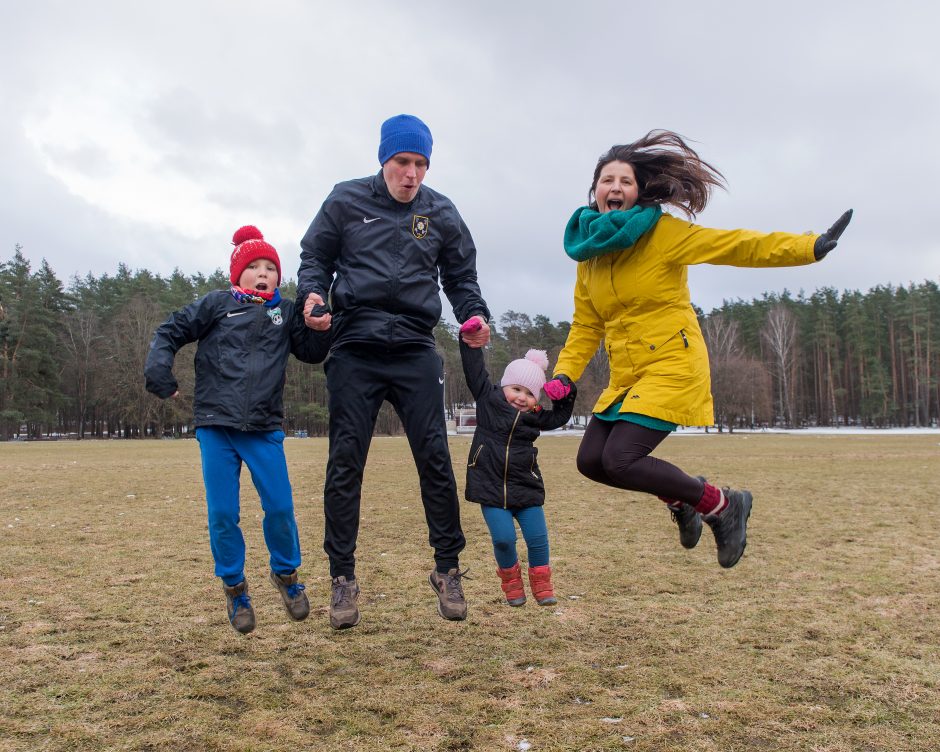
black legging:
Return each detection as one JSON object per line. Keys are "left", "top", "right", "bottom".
{"left": 576, "top": 419, "right": 705, "bottom": 505}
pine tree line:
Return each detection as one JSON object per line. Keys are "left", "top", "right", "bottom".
{"left": 1, "top": 245, "right": 937, "bottom": 439}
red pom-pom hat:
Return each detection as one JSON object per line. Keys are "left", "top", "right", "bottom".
{"left": 229, "top": 225, "right": 281, "bottom": 286}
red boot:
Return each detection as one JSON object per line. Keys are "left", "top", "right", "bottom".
{"left": 496, "top": 563, "right": 526, "bottom": 606}
{"left": 528, "top": 565, "right": 557, "bottom": 606}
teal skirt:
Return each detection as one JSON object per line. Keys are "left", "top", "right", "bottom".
{"left": 593, "top": 400, "right": 678, "bottom": 432}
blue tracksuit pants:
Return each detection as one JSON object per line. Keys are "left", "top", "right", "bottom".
{"left": 480, "top": 505, "right": 550, "bottom": 569}
{"left": 196, "top": 427, "right": 301, "bottom": 586}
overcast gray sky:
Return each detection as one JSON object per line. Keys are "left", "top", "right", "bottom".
{"left": 2, "top": 1, "right": 937, "bottom": 324}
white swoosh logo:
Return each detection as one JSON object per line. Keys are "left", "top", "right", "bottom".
{"left": 439, "top": 377, "right": 445, "bottom": 384}
{"left": 362, "top": 217, "right": 381, "bottom": 223}
{"left": 226, "top": 311, "right": 249, "bottom": 318}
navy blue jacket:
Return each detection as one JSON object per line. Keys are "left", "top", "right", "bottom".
{"left": 144, "top": 291, "right": 330, "bottom": 431}
{"left": 460, "top": 341, "right": 576, "bottom": 509}
{"left": 298, "top": 171, "right": 490, "bottom": 349}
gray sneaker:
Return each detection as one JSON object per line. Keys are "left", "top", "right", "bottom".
{"left": 428, "top": 568, "right": 469, "bottom": 621}
{"left": 270, "top": 570, "right": 310, "bottom": 621}
{"left": 705, "top": 488, "right": 753, "bottom": 568}
{"left": 329, "top": 576, "right": 361, "bottom": 630}
{"left": 668, "top": 474, "right": 706, "bottom": 549}
{"left": 223, "top": 580, "right": 256, "bottom": 634}
{"left": 669, "top": 502, "right": 703, "bottom": 549}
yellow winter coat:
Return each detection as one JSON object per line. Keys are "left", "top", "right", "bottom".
{"left": 554, "top": 214, "right": 818, "bottom": 427}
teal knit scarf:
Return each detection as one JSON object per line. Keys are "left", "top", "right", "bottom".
{"left": 563, "top": 204, "right": 663, "bottom": 262}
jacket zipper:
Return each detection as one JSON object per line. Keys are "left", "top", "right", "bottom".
{"left": 243, "top": 306, "right": 265, "bottom": 428}
{"left": 679, "top": 329, "right": 689, "bottom": 347}
{"left": 388, "top": 204, "right": 405, "bottom": 332}
{"left": 503, "top": 411, "right": 520, "bottom": 509}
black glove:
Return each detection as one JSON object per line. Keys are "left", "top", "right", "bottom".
{"left": 565, "top": 380, "right": 578, "bottom": 401}
{"left": 814, "top": 209, "right": 853, "bottom": 260}
{"left": 544, "top": 374, "right": 574, "bottom": 401}
{"left": 309, "top": 303, "right": 331, "bottom": 317}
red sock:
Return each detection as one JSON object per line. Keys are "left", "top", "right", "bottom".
{"left": 694, "top": 483, "right": 727, "bottom": 517}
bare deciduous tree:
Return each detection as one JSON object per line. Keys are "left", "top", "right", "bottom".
{"left": 761, "top": 304, "right": 799, "bottom": 427}
{"left": 704, "top": 314, "right": 772, "bottom": 430}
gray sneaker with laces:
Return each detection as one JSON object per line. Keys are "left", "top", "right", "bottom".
{"left": 669, "top": 502, "right": 703, "bottom": 549}
{"left": 667, "top": 474, "right": 706, "bottom": 549}
{"left": 330, "top": 575, "right": 361, "bottom": 630}
{"left": 270, "top": 570, "right": 310, "bottom": 621}
{"left": 428, "top": 568, "right": 468, "bottom": 621}
{"left": 705, "top": 487, "right": 753, "bottom": 568}
{"left": 223, "top": 579, "right": 256, "bottom": 634}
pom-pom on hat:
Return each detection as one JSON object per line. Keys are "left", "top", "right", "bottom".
{"left": 501, "top": 349, "right": 550, "bottom": 398}
{"left": 378, "top": 114, "right": 433, "bottom": 166}
{"left": 229, "top": 225, "right": 281, "bottom": 286}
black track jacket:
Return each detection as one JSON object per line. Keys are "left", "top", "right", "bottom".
{"left": 144, "top": 291, "right": 330, "bottom": 431}
{"left": 298, "top": 171, "right": 490, "bottom": 349}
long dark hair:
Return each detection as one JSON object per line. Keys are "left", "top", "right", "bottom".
{"left": 589, "top": 130, "right": 726, "bottom": 219}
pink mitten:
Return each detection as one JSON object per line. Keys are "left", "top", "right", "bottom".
{"left": 543, "top": 377, "right": 572, "bottom": 401}
{"left": 460, "top": 318, "right": 482, "bottom": 334}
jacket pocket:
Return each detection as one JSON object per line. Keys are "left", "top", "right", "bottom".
{"left": 529, "top": 452, "right": 541, "bottom": 481}
{"left": 330, "top": 274, "right": 357, "bottom": 308}
{"left": 626, "top": 325, "right": 691, "bottom": 372}
{"left": 468, "top": 443, "right": 484, "bottom": 468}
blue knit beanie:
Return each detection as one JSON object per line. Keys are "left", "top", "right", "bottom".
{"left": 378, "top": 114, "right": 433, "bottom": 166}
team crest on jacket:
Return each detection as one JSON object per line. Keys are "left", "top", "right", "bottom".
{"left": 412, "top": 215, "right": 429, "bottom": 239}
{"left": 267, "top": 307, "right": 283, "bottom": 326}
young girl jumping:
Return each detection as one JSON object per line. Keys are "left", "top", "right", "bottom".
{"left": 458, "top": 323, "right": 576, "bottom": 606}
{"left": 543, "top": 130, "right": 852, "bottom": 569}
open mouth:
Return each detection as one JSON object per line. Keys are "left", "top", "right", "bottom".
{"left": 606, "top": 199, "right": 624, "bottom": 211}
{"left": 255, "top": 282, "right": 268, "bottom": 291}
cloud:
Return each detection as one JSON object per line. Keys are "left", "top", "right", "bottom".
{"left": 1, "top": 1, "right": 938, "bottom": 322}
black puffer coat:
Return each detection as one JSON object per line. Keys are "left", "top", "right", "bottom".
{"left": 460, "top": 341, "right": 575, "bottom": 509}
{"left": 144, "top": 291, "right": 330, "bottom": 431}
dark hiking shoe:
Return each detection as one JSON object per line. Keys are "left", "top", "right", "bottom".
{"left": 705, "top": 488, "right": 753, "bottom": 568}
{"left": 669, "top": 503, "right": 703, "bottom": 549}
{"left": 429, "top": 568, "right": 469, "bottom": 621}
{"left": 223, "top": 580, "right": 256, "bottom": 634}
{"left": 329, "top": 576, "right": 361, "bottom": 630}
{"left": 665, "top": 475, "right": 705, "bottom": 549}
{"left": 270, "top": 570, "right": 310, "bottom": 621}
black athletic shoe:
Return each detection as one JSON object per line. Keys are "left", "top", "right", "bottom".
{"left": 669, "top": 502, "right": 703, "bottom": 549}
{"left": 705, "top": 488, "right": 753, "bottom": 568}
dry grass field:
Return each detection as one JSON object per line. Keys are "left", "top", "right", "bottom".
{"left": 1, "top": 433, "right": 939, "bottom": 751}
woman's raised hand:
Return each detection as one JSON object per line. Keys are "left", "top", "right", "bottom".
{"left": 814, "top": 209, "right": 854, "bottom": 260}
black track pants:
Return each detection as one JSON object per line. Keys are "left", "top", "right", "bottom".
{"left": 322, "top": 345, "right": 465, "bottom": 578}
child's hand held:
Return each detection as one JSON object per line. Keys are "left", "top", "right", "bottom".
{"left": 544, "top": 375, "right": 573, "bottom": 401}
{"left": 460, "top": 318, "right": 482, "bottom": 334}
